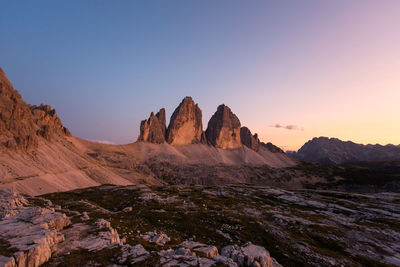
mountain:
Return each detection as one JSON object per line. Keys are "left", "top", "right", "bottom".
{"left": 0, "top": 68, "right": 298, "bottom": 196}
{"left": 0, "top": 68, "right": 71, "bottom": 151}
{"left": 290, "top": 137, "right": 400, "bottom": 164}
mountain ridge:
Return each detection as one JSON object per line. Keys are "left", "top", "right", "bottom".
{"left": 0, "top": 67, "right": 298, "bottom": 196}
{"left": 289, "top": 136, "right": 400, "bottom": 164}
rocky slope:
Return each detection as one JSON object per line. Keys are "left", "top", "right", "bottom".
{"left": 0, "top": 187, "right": 285, "bottom": 267}
{"left": 291, "top": 137, "right": 400, "bottom": 164}
{"left": 2, "top": 184, "right": 398, "bottom": 266}
{"left": 166, "top": 96, "right": 204, "bottom": 145}
{"left": 0, "top": 68, "right": 158, "bottom": 196}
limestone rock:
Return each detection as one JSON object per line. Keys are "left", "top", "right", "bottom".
{"left": 30, "top": 104, "right": 71, "bottom": 140}
{"left": 167, "top": 97, "right": 203, "bottom": 145}
{"left": 140, "top": 231, "right": 171, "bottom": 245}
{"left": 205, "top": 104, "right": 241, "bottom": 149}
{"left": 0, "top": 67, "right": 38, "bottom": 150}
{"left": 118, "top": 244, "right": 149, "bottom": 265}
{"left": 137, "top": 108, "right": 167, "bottom": 143}
{"left": 221, "top": 242, "right": 282, "bottom": 267}
{"left": 0, "top": 67, "right": 71, "bottom": 151}
{"left": 0, "top": 189, "right": 71, "bottom": 267}
{"left": 240, "top": 127, "right": 261, "bottom": 151}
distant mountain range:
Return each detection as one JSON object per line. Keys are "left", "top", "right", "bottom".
{"left": 288, "top": 137, "right": 400, "bottom": 164}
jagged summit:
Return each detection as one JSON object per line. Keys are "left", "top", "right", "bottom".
{"left": 137, "top": 108, "right": 166, "bottom": 144}
{"left": 205, "top": 104, "right": 242, "bottom": 149}
{"left": 166, "top": 96, "right": 204, "bottom": 145}
{"left": 0, "top": 68, "right": 70, "bottom": 151}
{"left": 136, "top": 97, "right": 285, "bottom": 153}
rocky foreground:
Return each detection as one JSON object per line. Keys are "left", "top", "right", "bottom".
{"left": 0, "top": 185, "right": 399, "bottom": 267}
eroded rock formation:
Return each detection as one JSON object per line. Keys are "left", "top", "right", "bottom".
{"left": 205, "top": 104, "right": 241, "bottom": 149}
{"left": 240, "top": 126, "right": 260, "bottom": 151}
{"left": 166, "top": 97, "right": 203, "bottom": 145}
{"left": 30, "top": 104, "right": 71, "bottom": 140}
{"left": 240, "top": 126, "right": 284, "bottom": 153}
{"left": 0, "top": 67, "right": 70, "bottom": 151}
{"left": 137, "top": 109, "right": 166, "bottom": 143}
{"left": 0, "top": 68, "right": 38, "bottom": 150}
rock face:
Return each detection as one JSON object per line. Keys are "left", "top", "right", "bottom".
{"left": 0, "top": 67, "right": 70, "bottom": 151}
{"left": 0, "top": 68, "right": 38, "bottom": 150}
{"left": 30, "top": 104, "right": 71, "bottom": 140}
{"left": 291, "top": 137, "right": 400, "bottom": 164}
{"left": 205, "top": 105, "right": 241, "bottom": 149}
{"left": 166, "top": 97, "right": 203, "bottom": 145}
{"left": 240, "top": 127, "right": 260, "bottom": 151}
{"left": 137, "top": 109, "right": 166, "bottom": 143}
{"left": 0, "top": 189, "right": 71, "bottom": 267}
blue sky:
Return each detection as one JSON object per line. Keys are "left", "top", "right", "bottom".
{"left": 1, "top": 1, "right": 399, "bottom": 149}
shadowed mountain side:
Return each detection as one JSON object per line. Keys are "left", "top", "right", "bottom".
{"left": 290, "top": 137, "right": 400, "bottom": 164}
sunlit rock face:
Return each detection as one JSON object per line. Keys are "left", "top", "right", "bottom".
{"left": 0, "top": 68, "right": 39, "bottom": 150}
{"left": 206, "top": 104, "right": 241, "bottom": 149}
{"left": 137, "top": 108, "right": 167, "bottom": 144}
{"left": 30, "top": 104, "right": 71, "bottom": 140}
{"left": 0, "top": 68, "right": 70, "bottom": 151}
{"left": 166, "top": 97, "right": 204, "bottom": 145}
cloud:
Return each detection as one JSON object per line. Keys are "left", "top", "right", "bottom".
{"left": 87, "top": 139, "right": 116, "bottom": 145}
{"left": 270, "top": 124, "right": 304, "bottom": 131}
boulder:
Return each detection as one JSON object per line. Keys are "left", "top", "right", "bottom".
{"left": 166, "top": 97, "right": 203, "bottom": 145}
{"left": 140, "top": 231, "right": 171, "bottom": 245}
{"left": 205, "top": 104, "right": 241, "bottom": 149}
{"left": 137, "top": 108, "right": 166, "bottom": 143}
{"left": 221, "top": 242, "right": 282, "bottom": 267}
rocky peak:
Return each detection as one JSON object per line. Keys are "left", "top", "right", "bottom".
{"left": 166, "top": 97, "right": 203, "bottom": 145}
{"left": 240, "top": 127, "right": 260, "bottom": 151}
{"left": 205, "top": 104, "right": 241, "bottom": 149}
{"left": 30, "top": 104, "right": 71, "bottom": 140}
{"left": 137, "top": 108, "right": 166, "bottom": 144}
{"left": 0, "top": 67, "right": 70, "bottom": 151}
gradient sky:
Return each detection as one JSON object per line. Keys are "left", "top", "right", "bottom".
{"left": 1, "top": 1, "right": 399, "bottom": 150}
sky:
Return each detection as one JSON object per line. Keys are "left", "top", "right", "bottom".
{"left": 1, "top": 0, "right": 399, "bottom": 151}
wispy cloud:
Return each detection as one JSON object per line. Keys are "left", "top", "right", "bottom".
{"left": 88, "top": 139, "right": 116, "bottom": 145}
{"left": 270, "top": 124, "right": 304, "bottom": 131}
